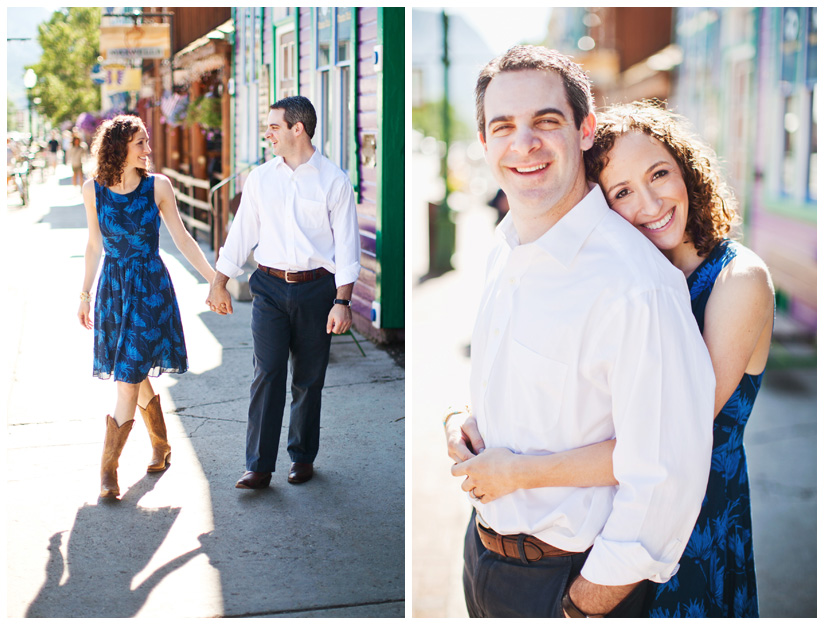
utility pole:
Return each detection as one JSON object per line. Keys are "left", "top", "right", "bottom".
{"left": 428, "top": 9, "right": 456, "bottom": 276}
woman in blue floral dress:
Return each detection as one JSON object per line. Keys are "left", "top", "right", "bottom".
{"left": 451, "top": 102, "right": 774, "bottom": 617}
{"left": 77, "top": 115, "right": 216, "bottom": 499}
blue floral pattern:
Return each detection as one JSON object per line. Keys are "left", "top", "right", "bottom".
{"left": 92, "top": 176, "right": 187, "bottom": 383}
{"left": 647, "top": 240, "right": 760, "bottom": 618}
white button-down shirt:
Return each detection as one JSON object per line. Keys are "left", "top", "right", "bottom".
{"left": 216, "top": 148, "right": 361, "bottom": 288}
{"left": 470, "top": 185, "right": 715, "bottom": 586}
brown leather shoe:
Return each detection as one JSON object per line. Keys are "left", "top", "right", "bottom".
{"left": 235, "top": 471, "right": 272, "bottom": 489}
{"left": 288, "top": 462, "right": 313, "bottom": 484}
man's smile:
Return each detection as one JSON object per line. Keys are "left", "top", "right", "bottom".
{"left": 511, "top": 163, "right": 548, "bottom": 174}
{"left": 505, "top": 162, "right": 550, "bottom": 176}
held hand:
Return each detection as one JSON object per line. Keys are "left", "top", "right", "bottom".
{"left": 206, "top": 282, "right": 233, "bottom": 315}
{"left": 451, "top": 448, "right": 520, "bottom": 503}
{"left": 326, "top": 304, "right": 352, "bottom": 335}
{"left": 78, "top": 301, "right": 92, "bottom": 329}
{"left": 445, "top": 412, "right": 486, "bottom": 463}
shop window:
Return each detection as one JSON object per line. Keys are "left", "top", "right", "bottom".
{"left": 808, "top": 85, "right": 817, "bottom": 201}
{"left": 315, "top": 7, "right": 354, "bottom": 173}
{"left": 277, "top": 28, "right": 296, "bottom": 99}
{"left": 781, "top": 93, "right": 799, "bottom": 196}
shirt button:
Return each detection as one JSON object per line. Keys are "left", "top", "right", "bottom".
{"left": 493, "top": 328, "right": 500, "bottom": 336}
{"left": 482, "top": 379, "right": 488, "bottom": 388}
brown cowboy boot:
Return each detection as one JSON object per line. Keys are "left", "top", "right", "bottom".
{"left": 100, "top": 415, "right": 134, "bottom": 498}
{"left": 139, "top": 394, "right": 171, "bottom": 472}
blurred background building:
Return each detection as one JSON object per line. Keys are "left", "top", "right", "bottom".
{"left": 135, "top": 7, "right": 405, "bottom": 343}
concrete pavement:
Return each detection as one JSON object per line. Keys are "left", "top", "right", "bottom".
{"left": 409, "top": 149, "right": 817, "bottom": 618}
{"left": 4, "top": 164, "right": 404, "bottom": 618}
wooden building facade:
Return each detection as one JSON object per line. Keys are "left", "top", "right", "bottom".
{"left": 231, "top": 7, "right": 404, "bottom": 343}
{"left": 671, "top": 7, "right": 817, "bottom": 331}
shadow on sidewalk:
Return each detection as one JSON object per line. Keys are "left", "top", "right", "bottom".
{"left": 25, "top": 474, "right": 207, "bottom": 618}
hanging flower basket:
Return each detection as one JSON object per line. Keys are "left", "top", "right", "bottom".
{"left": 185, "top": 94, "right": 222, "bottom": 131}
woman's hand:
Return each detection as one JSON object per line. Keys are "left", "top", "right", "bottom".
{"left": 78, "top": 301, "right": 92, "bottom": 329}
{"left": 451, "top": 447, "right": 521, "bottom": 503}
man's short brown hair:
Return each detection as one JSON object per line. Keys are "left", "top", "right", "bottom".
{"left": 271, "top": 95, "right": 317, "bottom": 139}
{"left": 475, "top": 45, "right": 594, "bottom": 139}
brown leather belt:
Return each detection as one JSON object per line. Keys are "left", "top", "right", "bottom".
{"left": 257, "top": 264, "right": 330, "bottom": 283}
{"left": 476, "top": 520, "right": 582, "bottom": 562}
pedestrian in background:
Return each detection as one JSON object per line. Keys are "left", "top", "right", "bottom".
{"left": 47, "top": 132, "right": 59, "bottom": 174}
{"left": 78, "top": 115, "right": 217, "bottom": 499}
{"left": 67, "top": 136, "right": 85, "bottom": 188}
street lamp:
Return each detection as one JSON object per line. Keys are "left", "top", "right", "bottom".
{"left": 23, "top": 68, "right": 37, "bottom": 142}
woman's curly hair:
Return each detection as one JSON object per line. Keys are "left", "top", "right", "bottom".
{"left": 90, "top": 115, "right": 151, "bottom": 187}
{"left": 584, "top": 101, "right": 738, "bottom": 257}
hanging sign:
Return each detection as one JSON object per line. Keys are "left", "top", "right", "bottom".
{"left": 100, "top": 23, "right": 171, "bottom": 59}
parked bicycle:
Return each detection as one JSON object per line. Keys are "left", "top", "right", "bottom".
{"left": 8, "top": 153, "right": 31, "bottom": 207}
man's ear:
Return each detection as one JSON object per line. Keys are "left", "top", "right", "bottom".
{"left": 478, "top": 130, "right": 487, "bottom": 153}
{"left": 293, "top": 121, "right": 305, "bottom": 137}
{"left": 580, "top": 112, "right": 596, "bottom": 151}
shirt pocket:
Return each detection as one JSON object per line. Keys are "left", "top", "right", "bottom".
{"left": 506, "top": 339, "right": 568, "bottom": 441}
{"left": 296, "top": 197, "right": 329, "bottom": 231}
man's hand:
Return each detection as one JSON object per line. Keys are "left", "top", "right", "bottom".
{"left": 445, "top": 411, "right": 486, "bottom": 463}
{"left": 564, "top": 575, "right": 640, "bottom": 617}
{"left": 451, "top": 447, "right": 520, "bottom": 503}
{"left": 327, "top": 304, "right": 352, "bottom": 334}
{"left": 206, "top": 274, "right": 233, "bottom": 315}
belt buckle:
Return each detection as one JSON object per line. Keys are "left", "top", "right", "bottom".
{"left": 284, "top": 270, "right": 300, "bottom": 283}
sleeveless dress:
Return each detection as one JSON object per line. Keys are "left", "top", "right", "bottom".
{"left": 92, "top": 175, "right": 188, "bottom": 384}
{"left": 647, "top": 240, "right": 761, "bottom": 618}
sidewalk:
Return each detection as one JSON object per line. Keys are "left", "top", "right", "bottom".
{"left": 4, "top": 165, "right": 404, "bottom": 618}
{"left": 408, "top": 151, "right": 816, "bottom": 618}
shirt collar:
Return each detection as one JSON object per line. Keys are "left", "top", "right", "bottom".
{"left": 273, "top": 146, "right": 321, "bottom": 174}
{"left": 496, "top": 184, "right": 609, "bottom": 268}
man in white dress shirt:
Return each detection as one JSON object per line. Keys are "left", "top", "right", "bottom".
{"left": 444, "top": 46, "right": 715, "bottom": 617}
{"left": 207, "top": 96, "right": 361, "bottom": 489}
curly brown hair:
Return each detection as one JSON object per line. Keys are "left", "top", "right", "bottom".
{"left": 90, "top": 115, "right": 151, "bottom": 188}
{"left": 584, "top": 101, "right": 738, "bottom": 257}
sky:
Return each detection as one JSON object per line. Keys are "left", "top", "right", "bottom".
{"left": 444, "top": 7, "right": 554, "bottom": 55}
{"left": 6, "top": 7, "right": 55, "bottom": 109}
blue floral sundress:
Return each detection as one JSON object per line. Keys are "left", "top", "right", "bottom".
{"left": 93, "top": 175, "right": 188, "bottom": 384}
{"left": 647, "top": 239, "right": 761, "bottom": 618}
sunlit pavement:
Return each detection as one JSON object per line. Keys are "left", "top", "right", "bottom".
{"left": 4, "top": 164, "right": 404, "bottom": 618}
{"left": 409, "top": 149, "right": 816, "bottom": 618}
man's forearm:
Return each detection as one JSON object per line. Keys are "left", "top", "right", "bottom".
{"left": 335, "top": 282, "right": 354, "bottom": 300}
{"left": 212, "top": 271, "right": 229, "bottom": 289}
{"left": 568, "top": 575, "right": 640, "bottom": 616}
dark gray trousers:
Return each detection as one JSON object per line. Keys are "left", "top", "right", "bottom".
{"left": 245, "top": 269, "right": 336, "bottom": 472}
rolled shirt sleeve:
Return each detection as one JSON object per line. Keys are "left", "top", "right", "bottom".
{"left": 580, "top": 284, "right": 715, "bottom": 586}
{"left": 215, "top": 169, "right": 261, "bottom": 279}
{"left": 328, "top": 178, "right": 361, "bottom": 288}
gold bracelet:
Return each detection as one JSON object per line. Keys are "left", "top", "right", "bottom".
{"left": 80, "top": 291, "right": 91, "bottom": 302}
{"left": 442, "top": 405, "right": 469, "bottom": 430}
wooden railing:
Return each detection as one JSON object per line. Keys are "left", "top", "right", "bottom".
{"left": 161, "top": 167, "right": 211, "bottom": 235}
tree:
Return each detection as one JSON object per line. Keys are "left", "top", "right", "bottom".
{"left": 412, "top": 98, "right": 472, "bottom": 142}
{"left": 27, "top": 8, "right": 101, "bottom": 127}
{"left": 8, "top": 98, "right": 19, "bottom": 131}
